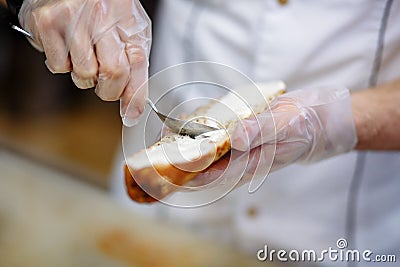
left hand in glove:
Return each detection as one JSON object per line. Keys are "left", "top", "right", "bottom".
{"left": 196, "top": 86, "right": 358, "bottom": 188}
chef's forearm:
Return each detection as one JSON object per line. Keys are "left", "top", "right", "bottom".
{"left": 352, "top": 79, "right": 400, "bottom": 150}
{"left": 1, "top": 0, "right": 7, "bottom": 7}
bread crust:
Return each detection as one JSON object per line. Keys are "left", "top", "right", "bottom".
{"left": 125, "top": 138, "right": 231, "bottom": 203}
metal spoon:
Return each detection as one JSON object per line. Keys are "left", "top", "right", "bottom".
{"left": 11, "top": 24, "right": 34, "bottom": 39}
{"left": 147, "top": 98, "right": 219, "bottom": 138}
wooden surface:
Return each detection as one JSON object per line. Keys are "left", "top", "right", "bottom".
{"left": 0, "top": 150, "right": 273, "bottom": 267}
{"left": 0, "top": 99, "right": 121, "bottom": 188}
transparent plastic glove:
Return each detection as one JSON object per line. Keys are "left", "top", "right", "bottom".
{"left": 196, "top": 87, "right": 358, "bottom": 186}
{"left": 18, "top": 0, "right": 152, "bottom": 126}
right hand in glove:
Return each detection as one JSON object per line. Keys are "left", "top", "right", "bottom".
{"left": 18, "top": 0, "right": 152, "bottom": 126}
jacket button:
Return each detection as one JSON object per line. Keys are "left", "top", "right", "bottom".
{"left": 278, "top": 0, "right": 288, "bottom": 5}
{"left": 246, "top": 206, "right": 259, "bottom": 218}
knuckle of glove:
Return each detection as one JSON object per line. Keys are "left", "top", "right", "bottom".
{"left": 99, "top": 64, "right": 129, "bottom": 84}
{"left": 34, "top": 6, "right": 54, "bottom": 28}
{"left": 126, "top": 44, "right": 147, "bottom": 64}
{"left": 96, "top": 70, "right": 130, "bottom": 101}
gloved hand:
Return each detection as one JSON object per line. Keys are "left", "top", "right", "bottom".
{"left": 196, "top": 87, "right": 358, "bottom": 189}
{"left": 18, "top": 0, "right": 152, "bottom": 126}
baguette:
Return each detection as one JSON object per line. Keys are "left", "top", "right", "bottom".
{"left": 125, "top": 82, "right": 286, "bottom": 203}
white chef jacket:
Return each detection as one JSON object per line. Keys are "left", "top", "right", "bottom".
{"left": 111, "top": 0, "right": 400, "bottom": 266}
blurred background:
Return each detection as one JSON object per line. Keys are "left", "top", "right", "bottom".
{"left": 0, "top": 2, "right": 279, "bottom": 266}
{"left": 0, "top": 1, "right": 158, "bottom": 188}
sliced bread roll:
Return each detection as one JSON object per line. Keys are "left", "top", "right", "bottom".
{"left": 125, "top": 81, "right": 286, "bottom": 203}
